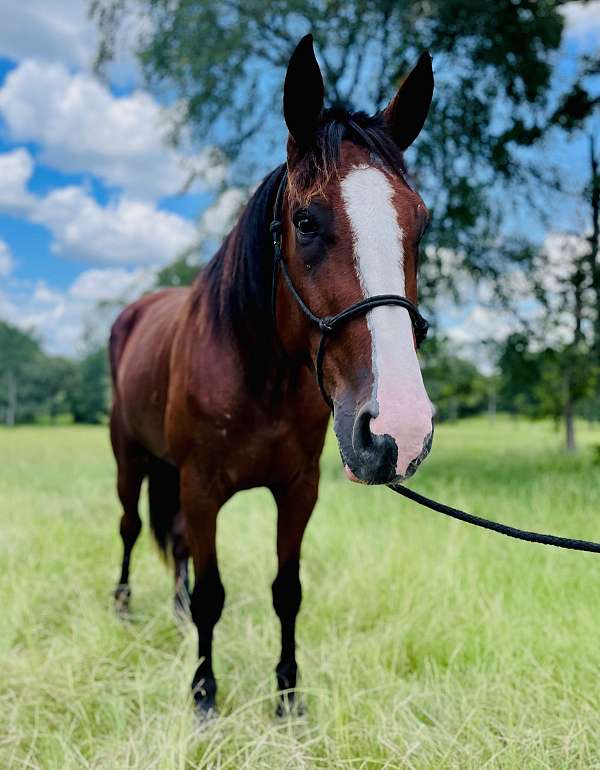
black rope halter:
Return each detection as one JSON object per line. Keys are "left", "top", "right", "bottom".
{"left": 268, "top": 143, "right": 600, "bottom": 556}
{"left": 269, "top": 163, "right": 429, "bottom": 408}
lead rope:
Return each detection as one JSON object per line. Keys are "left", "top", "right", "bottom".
{"left": 270, "top": 152, "right": 600, "bottom": 555}
{"left": 389, "top": 484, "right": 600, "bottom": 554}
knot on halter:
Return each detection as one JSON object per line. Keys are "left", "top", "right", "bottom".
{"left": 319, "top": 317, "right": 334, "bottom": 334}
{"left": 414, "top": 316, "right": 429, "bottom": 344}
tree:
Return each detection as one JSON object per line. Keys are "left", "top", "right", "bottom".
{"left": 67, "top": 347, "right": 110, "bottom": 424}
{"left": 420, "top": 337, "right": 490, "bottom": 421}
{"left": 0, "top": 322, "right": 110, "bottom": 426}
{"left": 0, "top": 322, "right": 44, "bottom": 425}
{"left": 526, "top": 50, "right": 600, "bottom": 450}
{"left": 0, "top": 322, "right": 80, "bottom": 425}
{"left": 91, "top": 0, "right": 570, "bottom": 301}
{"left": 497, "top": 333, "right": 598, "bottom": 445}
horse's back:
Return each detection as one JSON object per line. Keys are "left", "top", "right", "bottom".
{"left": 110, "top": 287, "right": 189, "bottom": 458}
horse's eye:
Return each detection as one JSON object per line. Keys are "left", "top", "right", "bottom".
{"left": 293, "top": 211, "right": 318, "bottom": 235}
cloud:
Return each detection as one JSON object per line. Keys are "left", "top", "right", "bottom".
{"left": 0, "top": 267, "right": 158, "bottom": 356}
{"left": 33, "top": 187, "right": 197, "bottom": 265}
{"left": 0, "top": 150, "right": 197, "bottom": 266}
{"left": 0, "top": 148, "right": 35, "bottom": 214}
{"left": 68, "top": 267, "right": 156, "bottom": 303}
{"left": 198, "top": 187, "right": 248, "bottom": 240}
{"left": 0, "top": 0, "right": 95, "bottom": 70}
{"left": 561, "top": 0, "right": 600, "bottom": 38}
{"left": 0, "top": 0, "right": 142, "bottom": 86}
{"left": 0, "top": 60, "right": 225, "bottom": 200}
{"left": 0, "top": 240, "right": 14, "bottom": 277}
{"left": 446, "top": 305, "right": 516, "bottom": 346}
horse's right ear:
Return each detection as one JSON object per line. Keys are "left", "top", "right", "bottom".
{"left": 284, "top": 34, "right": 325, "bottom": 150}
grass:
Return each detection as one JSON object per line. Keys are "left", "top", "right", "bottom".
{"left": 2, "top": 416, "right": 600, "bottom": 769}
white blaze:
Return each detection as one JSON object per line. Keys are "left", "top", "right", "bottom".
{"left": 340, "top": 165, "right": 433, "bottom": 476}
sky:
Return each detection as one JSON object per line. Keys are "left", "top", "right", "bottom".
{"left": 0, "top": 0, "right": 599, "bottom": 359}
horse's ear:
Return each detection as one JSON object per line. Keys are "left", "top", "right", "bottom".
{"left": 284, "top": 34, "right": 325, "bottom": 150}
{"left": 384, "top": 52, "right": 433, "bottom": 151}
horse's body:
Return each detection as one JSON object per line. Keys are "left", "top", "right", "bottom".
{"left": 110, "top": 35, "right": 435, "bottom": 716}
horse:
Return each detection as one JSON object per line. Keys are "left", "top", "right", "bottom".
{"left": 109, "top": 34, "right": 435, "bottom": 718}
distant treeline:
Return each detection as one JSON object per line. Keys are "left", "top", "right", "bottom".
{"left": 1, "top": 320, "right": 598, "bottom": 428}
{"left": 0, "top": 321, "right": 108, "bottom": 425}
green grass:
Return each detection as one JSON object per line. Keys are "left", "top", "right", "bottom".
{"left": 2, "top": 417, "right": 600, "bottom": 769}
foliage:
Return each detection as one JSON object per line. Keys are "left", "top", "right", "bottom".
{"left": 155, "top": 255, "right": 200, "bottom": 287}
{"left": 420, "top": 337, "right": 491, "bottom": 420}
{"left": 67, "top": 347, "right": 110, "bottom": 424}
{"left": 0, "top": 322, "right": 109, "bottom": 425}
{"left": 497, "top": 332, "right": 599, "bottom": 421}
{"left": 91, "top": 0, "right": 570, "bottom": 300}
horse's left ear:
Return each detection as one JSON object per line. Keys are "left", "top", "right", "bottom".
{"left": 384, "top": 52, "right": 434, "bottom": 151}
{"left": 284, "top": 34, "right": 325, "bottom": 150}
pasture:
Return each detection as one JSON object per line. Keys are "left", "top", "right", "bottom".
{"left": 2, "top": 417, "right": 600, "bottom": 769}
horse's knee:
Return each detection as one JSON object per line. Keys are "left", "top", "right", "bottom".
{"left": 272, "top": 560, "right": 301, "bottom": 621}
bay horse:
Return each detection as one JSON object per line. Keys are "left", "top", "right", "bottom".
{"left": 109, "top": 34, "right": 434, "bottom": 717}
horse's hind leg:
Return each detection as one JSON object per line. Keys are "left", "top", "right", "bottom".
{"left": 147, "top": 457, "right": 190, "bottom": 617}
{"left": 271, "top": 469, "right": 319, "bottom": 717}
{"left": 112, "top": 421, "right": 146, "bottom": 616}
{"left": 172, "top": 510, "right": 191, "bottom": 618}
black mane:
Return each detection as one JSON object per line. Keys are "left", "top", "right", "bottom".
{"left": 197, "top": 108, "right": 405, "bottom": 394}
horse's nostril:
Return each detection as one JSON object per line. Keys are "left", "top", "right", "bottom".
{"left": 350, "top": 400, "right": 398, "bottom": 484}
{"left": 352, "top": 400, "right": 378, "bottom": 455}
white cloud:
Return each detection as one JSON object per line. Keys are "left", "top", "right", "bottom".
{"left": 68, "top": 267, "right": 156, "bottom": 303}
{"left": 0, "top": 266, "right": 158, "bottom": 356}
{"left": 0, "top": 150, "right": 197, "bottom": 267}
{"left": 198, "top": 187, "right": 248, "bottom": 240}
{"left": 0, "top": 0, "right": 95, "bottom": 70}
{"left": 0, "top": 60, "right": 225, "bottom": 200}
{"left": 446, "top": 305, "right": 516, "bottom": 346}
{"left": 0, "top": 0, "right": 142, "bottom": 86}
{"left": 561, "top": 1, "right": 600, "bottom": 38}
{"left": 0, "top": 148, "right": 35, "bottom": 214}
{"left": 33, "top": 186, "right": 197, "bottom": 265}
{"left": 0, "top": 240, "right": 13, "bottom": 277}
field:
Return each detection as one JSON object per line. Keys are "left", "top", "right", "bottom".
{"left": 3, "top": 417, "right": 600, "bottom": 769}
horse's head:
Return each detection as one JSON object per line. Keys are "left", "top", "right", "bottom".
{"left": 275, "top": 35, "right": 434, "bottom": 486}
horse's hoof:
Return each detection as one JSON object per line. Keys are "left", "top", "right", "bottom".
{"left": 192, "top": 674, "right": 218, "bottom": 724}
{"left": 114, "top": 584, "right": 131, "bottom": 619}
{"left": 275, "top": 692, "right": 305, "bottom": 719}
{"left": 193, "top": 697, "right": 218, "bottom": 728}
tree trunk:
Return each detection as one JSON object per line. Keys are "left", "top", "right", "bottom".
{"left": 589, "top": 135, "right": 600, "bottom": 359}
{"left": 487, "top": 385, "right": 497, "bottom": 423}
{"left": 5, "top": 369, "right": 17, "bottom": 427}
{"left": 564, "top": 373, "right": 577, "bottom": 454}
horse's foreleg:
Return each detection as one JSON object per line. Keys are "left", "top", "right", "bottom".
{"left": 181, "top": 466, "right": 225, "bottom": 718}
{"left": 271, "top": 469, "right": 318, "bottom": 717}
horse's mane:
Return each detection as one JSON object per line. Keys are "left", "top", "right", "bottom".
{"left": 194, "top": 107, "right": 405, "bottom": 395}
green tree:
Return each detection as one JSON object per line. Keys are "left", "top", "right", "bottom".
{"left": 91, "top": 0, "right": 569, "bottom": 300}
{"left": 67, "top": 347, "right": 110, "bottom": 424}
{"left": 0, "top": 322, "right": 79, "bottom": 425}
{"left": 497, "top": 333, "right": 598, "bottom": 446}
{"left": 0, "top": 322, "right": 44, "bottom": 425}
{"left": 421, "top": 337, "right": 490, "bottom": 421}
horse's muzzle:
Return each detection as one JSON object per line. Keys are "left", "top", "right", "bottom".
{"left": 335, "top": 399, "right": 433, "bottom": 485}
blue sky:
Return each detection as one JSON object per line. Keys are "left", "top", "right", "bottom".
{"left": 0, "top": 0, "right": 598, "bottom": 358}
